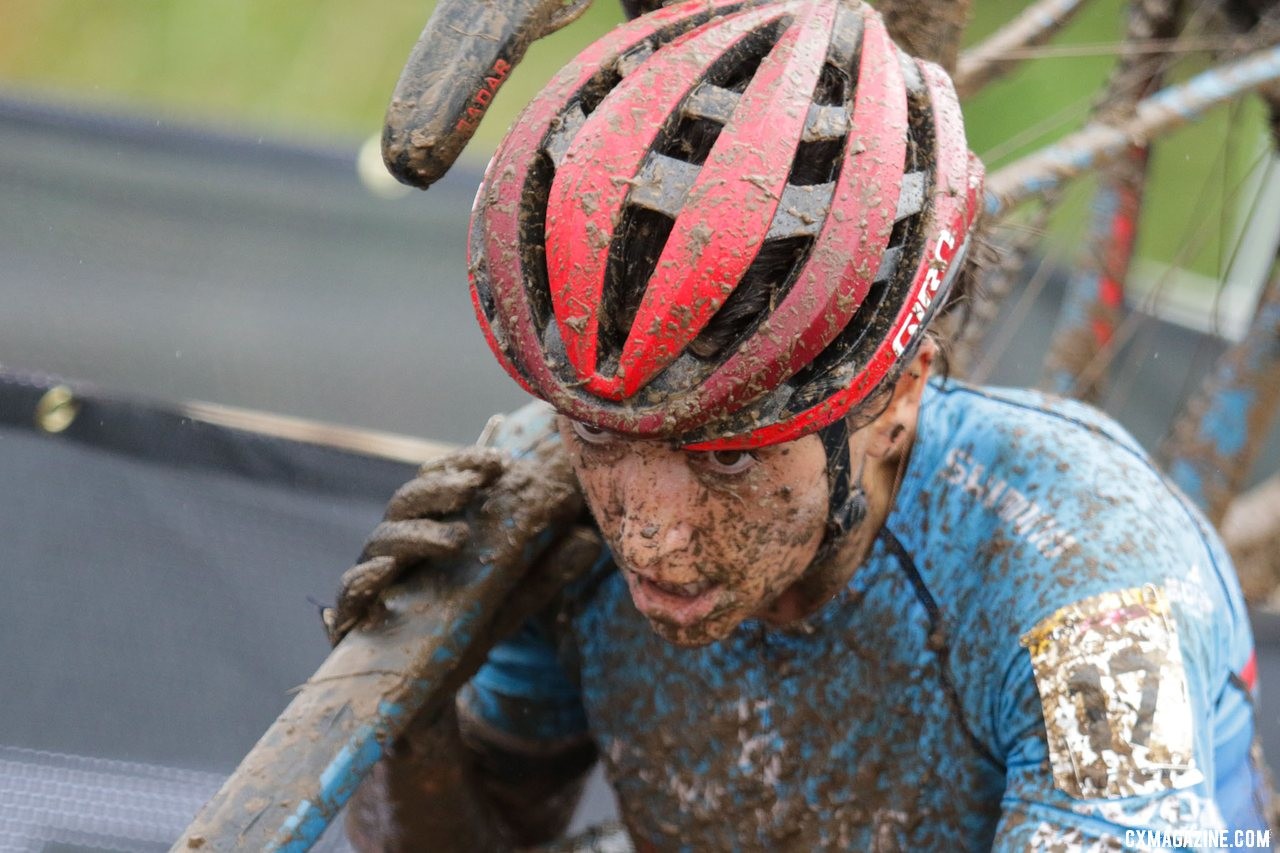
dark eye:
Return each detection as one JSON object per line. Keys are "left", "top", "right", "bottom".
{"left": 570, "top": 420, "right": 616, "bottom": 446}
{"left": 696, "top": 448, "right": 757, "bottom": 475}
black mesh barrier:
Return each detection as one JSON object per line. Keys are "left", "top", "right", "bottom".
{"left": 0, "top": 370, "right": 418, "bottom": 850}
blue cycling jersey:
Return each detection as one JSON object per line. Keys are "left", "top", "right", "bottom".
{"left": 461, "top": 381, "right": 1271, "bottom": 850}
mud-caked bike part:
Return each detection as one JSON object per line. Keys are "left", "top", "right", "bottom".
{"left": 175, "top": 403, "right": 599, "bottom": 852}
{"left": 383, "top": 0, "right": 594, "bottom": 190}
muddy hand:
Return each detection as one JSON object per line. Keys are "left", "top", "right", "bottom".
{"left": 323, "top": 447, "right": 508, "bottom": 645}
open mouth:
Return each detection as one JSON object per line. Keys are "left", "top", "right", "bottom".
{"left": 627, "top": 570, "right": 723, "bottom": 626}
{"left": 646, "top": 576, "right": 713, "bottom": 597}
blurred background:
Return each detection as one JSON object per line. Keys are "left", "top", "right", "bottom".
{"left": 0, "top": 0, "right": 1277, "bottom": 849}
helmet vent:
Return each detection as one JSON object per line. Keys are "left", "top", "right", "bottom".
{"left": 873, "top": 245, "right": 903, "bottom": 284}
{"left": 683, "top": 84, "right": 740, "bottom": 124}
{"left": 660, "top": 83, "right": 737, "bottom": 167}
{"left": 472, "top": 257, "right": 495, "bottom": 320}
{"left": 802, "top": 104, "right": 850, "bottom": 142}
{"left": 578, "top": 67, "right": 623, "bottom": 117}
{"left": 650, "top": 19, "right": 786, "bottom": 167}
{"left": 789, "top": 138, "right": 845, "bottom": 186}
{"left": 785, "top": 276, "right": 891, "bottom": 408}
{"left": 687, "top": 235, "right": 813, "bottom": 360}
{"left": 812, "top": 62, "right": 849, "bottom": 107}
{"left": 654, "top": 113, "right": 725, "bottom": 166}
{"left": 543, "top": 104, "right": 588, "bottom": 168}
{"left": 713, "top": 18, "right": 789, "bottom": 94}
{"left": 898, "top": 50, "right": 927, "bottom": 98}
{"left": 828, "top": 2, "right": 864, "bottom": 78}
{"left": 885, "top": 214, "right": 912, "bottom": 255}
{"left": 615, "top": 42, "right": 654, "bottom": 78}
{"left": 895, "top": 171, "right": 926, "bottom": 221}
{"left": 787, "top": 69, "right": 852, "bottom": 187}
{"left": 519, "top": 151, "right": 558, "bottom": 336}
{"left": 597, "top": 205, "right": 677, "bottom": 367}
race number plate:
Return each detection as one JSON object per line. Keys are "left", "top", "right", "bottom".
{"left": 1020, "top": 585, "right": 1203, "bottom": 799}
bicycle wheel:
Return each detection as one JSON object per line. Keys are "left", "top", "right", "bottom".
{"left": 957, "top": 0, "right": 1280, "bottom": 604}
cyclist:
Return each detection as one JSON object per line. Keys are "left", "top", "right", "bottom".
{"left": 340, "top": 0, "right": 1273, "bottom": 848}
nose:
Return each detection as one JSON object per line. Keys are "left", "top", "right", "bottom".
{"left": 613, "top": 454, "right": 698, "bottom": 574}
{"left": 620, "top": 514, "right": 695, "bottom": 571}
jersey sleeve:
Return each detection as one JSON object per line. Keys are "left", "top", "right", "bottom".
{"left": 458, "top": 613, "right": 591, "bottom": 751}
{"left": 989, "top": 585, "right": 1235, "bottom": 850}
{"left": 455, "top": 612, "right": 599, "bottom": 846}
{"left": 909, "top": 383, "right": 1269, "bottom": 847}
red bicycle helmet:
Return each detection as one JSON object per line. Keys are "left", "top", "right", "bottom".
{"left": 469, "top": 0, "right": 984, "bottom": 451}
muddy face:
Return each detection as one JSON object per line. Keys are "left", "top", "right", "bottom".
{"left": 558, "top": 416, "right": 829, "bottom": 646}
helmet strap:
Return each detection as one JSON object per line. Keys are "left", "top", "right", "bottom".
{"left": 753, "top": 418, "right": 869, "bottom": 625}
{"left": 814, "top": 418, "right": 867, "bottom": 563}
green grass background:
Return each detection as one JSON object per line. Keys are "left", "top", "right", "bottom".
{"left": 0, "top": 0, "right": 1269, "bottom": 278}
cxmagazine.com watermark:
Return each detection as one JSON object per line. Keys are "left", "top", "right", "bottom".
{"left": 1124, "top": 829, "right": 1272, "bottom": 849}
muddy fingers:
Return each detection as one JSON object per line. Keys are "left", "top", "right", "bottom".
{"left": 385, "top": 448, "right": 507, "bottom": 520}
{"left": 362, "top": 518, "right": 471, "bottom": 562}
{"left": 323, "top": 430, "right": 586, "bottom": 649}
{"left": 322, "top": 519, "right": 471, "bottom": 644}
{"left": 325, "top": 556, "right": 401, "bottom": 644}
{"left": 324, "top": 446, "right": 512, "bottom": 645}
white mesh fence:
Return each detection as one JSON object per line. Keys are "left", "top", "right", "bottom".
{"left": 0, "top": 746, "right": 350, "bottom": 852}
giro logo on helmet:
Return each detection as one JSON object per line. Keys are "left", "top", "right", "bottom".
{"left": 892, "top": 229, "right": 958, "bottom": 358}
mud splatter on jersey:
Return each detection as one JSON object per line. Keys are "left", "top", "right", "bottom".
{"left": 465, "top": 381, "right": 1269, "bottom": 850}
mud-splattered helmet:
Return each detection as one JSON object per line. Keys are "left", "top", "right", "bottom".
{"left": 468, "top": 0, "right": 984, "bottom": 451}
